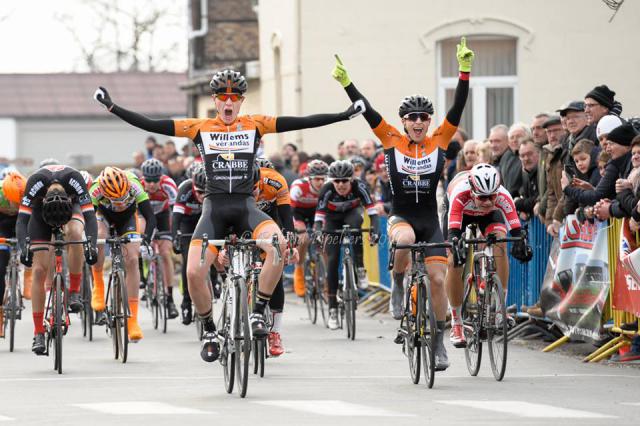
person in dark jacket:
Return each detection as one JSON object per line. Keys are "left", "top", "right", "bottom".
{"left": 514, "top": 139, "right": 540, "bottom": 219}
{"left": 490, "top": 124, "right": 522, "bottom": 197}
{"left": 610, "top": 135, "right": 640, "bottom": 219}
{"left": 564, "top": 123, "right": 637, "bottom": 220}
{"left": 562, "top": 139, "right": 601, "bottom": 218}
{"left": 557, "top": 101, "right": 598, "bottom": 176}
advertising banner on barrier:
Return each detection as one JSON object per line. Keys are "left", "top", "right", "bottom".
{"left": 539, "top": 215, "right": 609, "bottom": 342}
{"left": 613, "top": 218, "right": 640, "bottom": 317}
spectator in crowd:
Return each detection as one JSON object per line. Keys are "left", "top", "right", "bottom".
{"left": 364, "top": 165, "right": 377, "bottom": 192}
{"left": 597, "top": 150, "right": 611, "bottom": 177}
{"left": 167, "top": 156, "right": 187, "bottom": 185}
{"left": 557, "top": 101, "right": 597, "bottom": 175}
{"left": 596, "top": 114, "right": 624, "bottom": 151}
{"left": 350, "top": 155, "right": 366, "bottom": 180}
{"left": 508, "top": 122, "right": 532, "bottom": 155}
{"left": 373, "top": 153, "right": 392, "bottom": 216}
{"left": 343, "top": 139, "right": 359, "bottom": 157}
{"left": 145, "top": 136, "right": 157, "bottom": 159}
{"left": 584, "top": 84, "right": 621, "bottom": 127}
{"left": 476, "top": 140, "right": 492, "bottom": 163}
{"left": 561, "top": 139, "right": 601, "bottom": 220}
{"left": 608, "top": 135, "right": 640, "bottom": 220}
{"left": 541, "top": 115, "right": 568, "bottom": 234}
{"left": 461, "top": 139, "right": 479, "bottom": 170}
{"left": 164, "top": 140, "right": 179, "bottom": 160}
{"left": 490, "top": 124, "right": 522, "bottom": 197}
{"left": 360, "top": 139, "right": 377, "bottom": 164}
{"left": 282, "top": 143, "right": 298, "bottom": 168}
{"left": 270, "top": 153, "right": 298, "bottom": 185}
{"left": 564, "top": 123, "right": 636, "bottom": 222}
{"left": 531, "top": 113, "right": 550, "bottom": 147}
{"left": 445, "top": 128, "right": 467, "bottom": 184}
{"left": 337, "top": 140, "right": 347, "bottom": 160}
{"left": 321, "top": 154, "right": 335, "bottom": 165}
{"left": 132, "top": 151, "right": 145, "bottom": 169}
{"left": 514, "top": 139, "right": 541, "bottom": 220}
{"left": 152, "top": 143, "right": 165, "bottom": 162}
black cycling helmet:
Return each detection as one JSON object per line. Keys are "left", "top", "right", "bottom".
{"left": 349, "top": 155, "right": 366, "bottom": 167}
{"left": 185, "top": 161, "right": 202, "bottom": 179}
{"left": 256, "top": 157, "right": 274, "bottom": 169}
{"left": 141, "top": 158, "right": 163, "bottom": 179}
{"left": 41, "top": 189, "right": 73, "bottom": 228}
{"left": 398, "top": 94, "right": 434, "bottom": 117}
{"left": 306, "top": 159, "right": 329, "bottom": 177}
{"left": 209, "top": 69, "right": 248, "bottom": 95}
{"left": 192, "top": 166, "right": 207, "bottom": 191}
{"left": 328, "top": 160, "right": 354, "bottom": 179}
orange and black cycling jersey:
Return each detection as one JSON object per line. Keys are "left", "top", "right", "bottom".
{"left": 107, "top": 105, "right": 353, "bottom": 197}
{"left": 254, "top": 167, "right": 290, "bottom": 214}
{"left": 340, "top": 71, "right": 469, "bottom": 211}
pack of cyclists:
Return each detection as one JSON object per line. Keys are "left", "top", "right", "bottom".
{"left": 2, "top": 37, "right": 533, "bottom": 378}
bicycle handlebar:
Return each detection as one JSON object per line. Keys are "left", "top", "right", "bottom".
{"left": 199, "top": 233, "right": 283, "bottom": 266}
{"left": 388, "top": 241, "right": 453, "bottom": 270}
{"left": 0, "top": 237, "right": 18, "bottom": 246}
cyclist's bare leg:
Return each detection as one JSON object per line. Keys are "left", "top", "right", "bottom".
{"left": 64, "top": 219, "right": 84, "bottom": 276}
{"left": 31, "top": 246, "right": 52, "bottom": 317}
{"left": 295, "top": 221, "right": 309, "bottom": 269}
{"left": 186, "top": 242, "right": 217, "bottom": 315}
{"left": 493, "top": 233, "right": 509, "bottom": 291}
{"left": 445, "top": 252, "right": 464, "bottom": 308}
{"left": 94, "top": 221, "right": 108, "bottom": 267}
{"left": 255, "top": 223, "right": 286, "bottom": 295}
{"left": 157, "top": 239, "right": 174, "bottom": 290}
{"left": 426, "top": 262, "right": 448, "bottom": 320}
{"left": 389, "top": 225, "right": 415, "bottom": 274}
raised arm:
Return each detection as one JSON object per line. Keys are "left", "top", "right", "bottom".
{"left": 445, "top": 37, "right": 473, "bottom": 126}
{"left": 332, "top": 55, "right": 383, "bottom": 129}
{"left": 94, "top": 87, "right": 175, "bottom": 136}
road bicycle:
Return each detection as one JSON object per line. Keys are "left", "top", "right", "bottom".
{"left": 300, "top": 228, "right": 328, "bottom": 327}
{"left": 389, "top": 240, "right": 452, "bottom": 388}
{"left": 1, "top": 238, "right": 23, "bottom": 352}
{"left": 79, "top": 260, "right": 94, "bottom": 341}
{"left": 140, "top": 231, "right": 172, "bottom": 333}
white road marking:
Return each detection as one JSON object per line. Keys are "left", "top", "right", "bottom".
{"left": 0, "top": 415, "right": 14, "bottom": 422}
{"left": 621, "top": 402, "right": 640, "bottom": 406}
{"left": 254, "top": 400, "right": 415, "bottom": 417}
{"left": 0, "top": 373, "right": 638, "bottom": 383}
{"left": 72, "top": 401, "right": 213, "bottom": 415}
{"left": 436, "top": 401, "right": 616, "bottom": 419}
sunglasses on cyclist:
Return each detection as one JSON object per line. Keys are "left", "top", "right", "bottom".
{"left": 333, "top": 178, "right": 350, "bottom": 184}
{"left": 214, "top": 93, "right": 243, "bottom": 102}
{"left": 195, "top": 189, "right": 205, "bottom": 195}
{"left": 474, "top": 193, "right": 497, "bottom": 202}
{"left": 144, "top": 177, "right": 160, "bottom": 183}
{"left": 403, "top": 112, "right": 431, "bottom": 122}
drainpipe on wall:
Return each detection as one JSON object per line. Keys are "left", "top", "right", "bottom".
{"left": 294, "top": 0, "right": 303, "bottom": 150}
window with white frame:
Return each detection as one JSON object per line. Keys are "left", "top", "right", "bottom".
{"left": 438, "top": 36, "right": 517, "bottom": 139}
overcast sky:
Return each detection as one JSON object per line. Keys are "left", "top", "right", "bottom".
{"left": 0, "top": 0, "right": 188, "bottom": 73}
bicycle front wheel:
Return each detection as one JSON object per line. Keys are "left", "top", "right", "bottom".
{"left": 53, "top": 275, "right": 64, "bottom": 374}
{"left": 81, "top": 263, "right": 94, "bottom": 341}
{"left": 8, "top": 265, "right": 19, "bottom": 352}
{"left": 304, "top": 257, "right": 317, "bottom": 324}
{"left": 343, "top": 260, "right": 357, "bottom": 341}
{"left": 220, "top": 290, "right": 235, "bottom": 394}
{"left": 115, "top": 271, "right": 129, "bottom": 363}
{"left": 315, "top": 256, "right": 329, "bottom": 328}
{"left": 487, "top": 274, "right": 508, "bottom": 381}
{"left": 234, "top": 278, "right": 251, "bottom": 398}
{"left": 420, "top": 279, "right": 436, "bottom": 388}
{"left": 462, "top": 273, "right": 482, "bottom": 376}
{"left": 404, "top": 283, "right": 420, "bottom": 384}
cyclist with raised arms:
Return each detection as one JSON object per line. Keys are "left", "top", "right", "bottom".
{"left": 172, "top": 163, "right": 207, "bottom": 325}
{"left": 0, "top": 171, "right": 27, "bottom": 337}
{"left": 16, "top": 165, "right": 99, "bottom": 354}
{"left": 313, "top": 160, "right": 379, "bottom": 330}
{"left": 90, "top": 167, "right": 157, "bottom": 342}
{"left": 94, "top": 68, "right": 364, "bottom": 362}
{"left": 290, "top": 159, "right": 329, "bottom": 297}
{"left": 253, "top": 157, "right": 298, "bottom": 356}
{"left": 140, "top": 158, "right": 180, "bottom": 319}
{"left": 444, "top": 163, "right": 532, "bottom": 347}
{"left": 332, "top": 37, "right": 473, "bottom": 370}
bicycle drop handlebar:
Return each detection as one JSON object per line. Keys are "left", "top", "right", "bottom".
{"left": 199, "top": 233, "right": 283, "bottom": 266}
{"left": 388, "top": 241, "right": 453, "bottom": 271}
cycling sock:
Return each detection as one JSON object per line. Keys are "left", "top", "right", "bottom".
{"left": 254, "top": 291, "right": 271, "bottom": 315}
{"left": 503, "top": 289, "right": 508, "bottom": 303}
{"left": 167, "top": 286, "right": 174, "bottom": 302}
{"left": 451, "top": 305, "right": 463, "bottom": 325}
{"left": 328, "top": 295, "right": 338, "bottom": 309}
{"left": 69, "top": 272, "right": 82, "bottom": 293}
{"left": 393, "top": 272, "right": 405, "bottom": 290}
{"left": 436, "top": 320, "right": 446, "bottom": 333}
{"left": 128, "top": 298, "right": 139, "bottom": 321}
{"left": 436, "top": 321, "right": 446, "bottom": 348}
{"left": 92, "top": 266, "right": 105, "bottom": 293}
{"left": 198, "top": 309, "right": 216, "bottom": 333}
{"left": 271, "top": 311, "right": 283, "bottom": 333}
{"left": 33, "top": 311, "right": 45, "bottom": 334}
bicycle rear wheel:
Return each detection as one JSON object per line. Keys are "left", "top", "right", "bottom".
{"left": 235, "top": 278, "right": 251, "bottom": 398}
{"left": 420, "top": 279, "right": 436, "bottom": 388}
{"left": 343, "top": 260, "right": 357, "bottom": 341}
{"left": 304, "top": 257, "right": 317, "bottom": 324}
{"left": 315, "top": 256, "right": 328, "bottom": 328}
{"left": 81, "top": 264, "right": 94, "bottom": 341}
{"left": 53, "top": 275, "right": 64, "bottom": 374}
{"left": 462, "top": 273, "right": 482, "bottom": 376}
{"left": 487, "top": 274, "right": 507, "bottom": 381}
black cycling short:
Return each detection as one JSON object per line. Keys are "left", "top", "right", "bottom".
{"left": 27, "top": 204, "right": 84, "bottom": 242}
{"left": 442, "top": 210, "right": 508, "bottom": 240}
{"left": 178, "top": 215, "right": 200, "bottom": 252}
{"left": 388, "top": 207, "right": 446, "bottom": 263}
{"left": 155, "top": 209, "right": 172, "bottom": 240}
{"left": 293, "top": 207, "right": 315, "bottom": 228}
{"left": 192, "top": 194, "right": 274, "bottom": 252}
{"left": 96, "top": 204, "right": 139, "bottom": 237}
{"left": 0, "top": 213, "right": 17, "bottom": 239}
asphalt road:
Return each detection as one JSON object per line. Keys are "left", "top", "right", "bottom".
{"left": 1, "top": 294, "right": 639, "bottom": 426}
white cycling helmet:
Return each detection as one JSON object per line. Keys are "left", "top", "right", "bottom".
{"left": 468, "top": 163, "right": 500, "bottom": 196}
